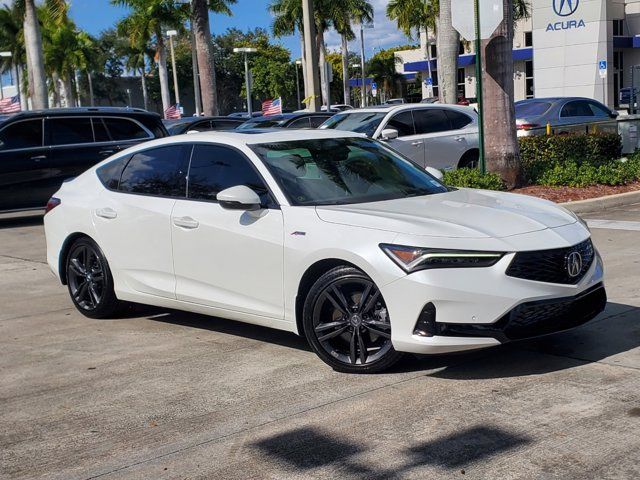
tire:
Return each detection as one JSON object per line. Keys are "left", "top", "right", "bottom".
{"left": 302, "top": 266, "right": 403, "bottom": 374}
{"left": 65, "top": 237, "right": 123, "bottom": 319}
{"left": 458, "top": 150, "right": 479, "bottom": 170}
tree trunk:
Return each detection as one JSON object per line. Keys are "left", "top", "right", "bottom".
{"left": 17, "top": 66, "right": 28, "bottom": 110}
{"left": 23, "top": 0, "right": 48, "bottom": 109}
{"left": 317, "top": 31, "right": 327, "bottom": 107}
{"left": 435, "top": 0, "right": 459, "bottom": 104}
{"left": 87, "top": 71, "right": 95, "bottom": 106}
{"left": 51, "top": 71, "right": 61, "bottom": 108}
{"left": 140, "top": 67, "right": 148, "bottom": 111}
{"left": 341, "top": 34, "right": 350, "bottom": 105}
{"left": 192, "top": 0, "right": 218, "bottom": 115}
{"left": 75, "top": 70, "right": 82, "bottom": 107}
{"left": 156, "top": 27, "right": 171, "bottom": 114}
{"left": 62, "top": 74, "right": 76, "bottom": 108}
{"left": 300, "top": 34, "right": 307, "bottom": 100}
{"left": 483, "top": 0, "right": 520, "bottom": 188}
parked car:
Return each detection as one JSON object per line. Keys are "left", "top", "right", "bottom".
{"left": 227, "top": 111, "right": 263, "bottom": 119}
{"left": 515, "top": 97, "right": 618, "bottom": 137}
{"left": 237, "top": 112, "right": 334, "bottom": 130}
{"left": 0, "top": 107, "right": 168, "bottom": 213}
{"left": 44, "top": 129, "right": 605, "bottom": 373}
{"left": 164, "top": 116, "right": 245, "bottom": 135}
{"left": 384, "top": 98, "right": 406, "bottom": 105}
{"left": 321, "top": 104, "right": 480, "bottom": 170}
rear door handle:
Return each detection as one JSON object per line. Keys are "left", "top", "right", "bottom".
{"left": 31, "top": 155, "right": 46, "bottom": 161}
{"left": 173, "top": 216, "right": 199, "bottom": 229}
{"left": 96, "top": 207, "right": 117, "bottom": 219}
{"left": 455, "top": 136, "right": 465, "bottom": 142}
{"left": 99, "top": 150, "right": 115, "bottom": 156}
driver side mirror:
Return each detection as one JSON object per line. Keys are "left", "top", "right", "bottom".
{"left": 217, "top": 185, "right": 261, "bottom": 211}
{"left": 425, "top": 166, "right": 444, "bottom": 181}
{"left": 380, "top": 128, "right": 399, "bottom": 141}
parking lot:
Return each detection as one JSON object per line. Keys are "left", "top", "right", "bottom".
{"left": 1, "top": 204, "right": 639, "bottom": 480}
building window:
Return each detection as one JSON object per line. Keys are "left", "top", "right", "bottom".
{"left": 613, "top": 51, "right": 623, "bottom": 71}
{"left": 524, "top": 31, "right": 533, "bottom": 47}
{"left": 457, "top": 68, "right": 466, "bottom": 99}
{"left": 525, "top": 60, "right": 534, "bottom": 99}
{"left": 613, "top": 19, "right": 624, "bottom": 36}
{"left": 430, "top": 44, "right": 437, "bottom": 59}
{"left": 459, "top": 41, "right": 465, "bottom": 55}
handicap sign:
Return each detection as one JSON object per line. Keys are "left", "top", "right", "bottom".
{"left": 426, "top": 77, "right": 433, "bottom": 86}
{"left": 599, "top": 60, "right": 607, "bottom": 79}
{"left": 371, "top": 82, "right": 378, "bottom": 97}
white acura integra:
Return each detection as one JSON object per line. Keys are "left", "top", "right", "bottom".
{"left": 44, "top": 130, "right": 606, "bottom": 373}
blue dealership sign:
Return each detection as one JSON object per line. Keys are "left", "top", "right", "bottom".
{"left": 553, "top": 0, "right": 579, "bottom": 17}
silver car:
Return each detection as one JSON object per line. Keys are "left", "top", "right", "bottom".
{"left": 321, "top": 104, "right": 480, "bottom": 170}
{"left": 515, "top": 97, "right": 618, "bottom": 137}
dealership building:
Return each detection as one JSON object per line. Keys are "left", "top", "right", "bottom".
{"left": 394, "top": 0, "right": 640, "bottom": 109}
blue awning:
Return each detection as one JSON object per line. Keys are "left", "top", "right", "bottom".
{"left": 349, "top": 77, "right": 374, "bottom": 87}
{"left": 403, "top": 47, "right": 533, "bottom": 72}
{"left": 614, "top": 36, "right": 633, "bottom": 48}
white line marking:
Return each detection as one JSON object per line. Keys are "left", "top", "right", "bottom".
{"left": 586, "top": 219, "right": 640, "bottom": 231}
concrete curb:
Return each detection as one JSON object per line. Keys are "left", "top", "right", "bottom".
{"left": 562, "top": 189, "right": 640, "bottom": 214}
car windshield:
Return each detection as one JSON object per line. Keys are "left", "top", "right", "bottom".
{"left": 515, "top": 101, "right": 552, "bottom": 118}
{"left": 250, "top": 137, "right": 448, "bottom": 206}
{"left": 237, "top": 117, "right": 288, "bottom": 130}
{"left": 320, "top": 112, "right": 387, "bottom": 137}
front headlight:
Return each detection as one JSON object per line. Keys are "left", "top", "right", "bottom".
{"left": 380, "top": 244, "right": 505, "bottom": 273}
{"left": 576, "top": 214, "right": 590, "bottom": 232}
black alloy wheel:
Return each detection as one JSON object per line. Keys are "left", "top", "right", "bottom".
{"left": 66, "top": 237, "right": 122, "bottom": 318}
{"left": 303, "top": 266, "right": 403, "bottom": 373}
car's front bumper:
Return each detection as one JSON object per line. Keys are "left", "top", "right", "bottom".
{"left": 382, "top": 248, "right": 605, "bottom": 355}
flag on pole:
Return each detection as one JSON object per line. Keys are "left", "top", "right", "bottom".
{"left": 164, "top": 104, "right": 181, "bottom": 120}
{"left": 262, "top": 97, "right": 282, "bottom": 116}
{"left": 0, "top": 95, "right": 21, "bottom": 114}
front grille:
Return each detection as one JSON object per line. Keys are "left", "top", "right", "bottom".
{"left": 436, "top": 283, "right": 607, "bottom": 342}
{"left": 506, "top": 238, "right": 594, "bottom": 285}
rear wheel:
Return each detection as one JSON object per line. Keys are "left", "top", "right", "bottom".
{"left": 303, "top": 266, "right": 403, "bottom": 373}
{"left": 458, "top": 150, "right": 479, "bottom": 169}
{"left": 66, "top": 237, "right": 122, "bottom": 319}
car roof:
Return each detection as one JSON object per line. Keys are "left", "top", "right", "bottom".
{"left": 7, "top": 107, "right": 161, "bottom": 120}
{"left": 335, "top": 103, "right": 474, "bottom": 114}
{"left": 246, "top": 112, "right": 332, "bottom": 122}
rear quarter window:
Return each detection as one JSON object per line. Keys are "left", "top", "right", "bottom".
{"left": 103, "top": 118, "right": 150, "bottom": 141}
{"left": 96, "top": 156, "right": 130, "bottom": 190}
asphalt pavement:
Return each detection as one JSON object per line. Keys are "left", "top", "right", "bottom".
{"left": 1, "top": 205, "right": 639, "bottom": 480}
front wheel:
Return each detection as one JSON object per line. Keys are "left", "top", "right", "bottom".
{"left": 66, "top": 237, "right": 123, "bottom": 319}
{"left": 303, "top": 266, "right": 403, "bottom": 373}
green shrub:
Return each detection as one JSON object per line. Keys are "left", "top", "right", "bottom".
{"left": 443, "top": 168, "right": 506, "bottom": 191}
{"left": 536, "top": 157, "right": 640, "bottom": 187}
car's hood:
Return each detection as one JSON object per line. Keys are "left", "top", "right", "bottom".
{"left": 315, "top": 188, "right": 577, "bottom": 239}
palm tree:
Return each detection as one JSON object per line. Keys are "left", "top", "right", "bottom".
{"left": 483, "top": 0, "right": 531, "bottom": 187}
{"left": 114, "top": 0, "right": 184, "bottom": 115}
{"left": 191, "top": 0, "right": 236, "bottom": 116}
{"left": 367, "top": 49, "right": 404, "bottom": 101}
{"left": 330, "top": 0, "right": 373, "bottom": 105}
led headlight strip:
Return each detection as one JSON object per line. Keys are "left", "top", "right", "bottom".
{"left": 380, "top": 244, "right": 505, "bottom": 273}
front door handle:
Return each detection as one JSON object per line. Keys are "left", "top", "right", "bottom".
{"left": 99, "top": 149, "right": 115, "bottom": 156}
{"left": 173, "top": 216, "right": 199, "bottom": 229}
{"left": 455, "top": 136, "right": 465, "bottom": 142}
{"left": 31, "top": 155, "right": 46, "bottom": 161}
{"left": 411, "top": 141, "right": 422, "bottom": 146}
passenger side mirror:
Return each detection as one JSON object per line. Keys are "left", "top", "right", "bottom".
{"left": 217, "top": 185, "right": 262, "bottom": 211}
{"left": 380, "top": 128, "right": 399, "bottom": 141}
{"left": 425, "top": 166, "right": 444, "bottom": 181}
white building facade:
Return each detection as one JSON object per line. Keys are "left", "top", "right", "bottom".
{"left": 395, "top": 0, "right": 640, "bottom": 109}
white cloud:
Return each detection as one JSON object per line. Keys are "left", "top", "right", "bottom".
{"left": 324, "top": 0, "right": 415, "bottom": 56}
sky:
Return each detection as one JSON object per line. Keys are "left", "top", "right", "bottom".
{"left": 67, "top": 0, "right": 411, "bottom": 58}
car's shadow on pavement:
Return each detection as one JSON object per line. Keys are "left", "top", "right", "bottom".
{"left": 0, "top": 213, "right": 43, "bottom": 229}
{"left": 124, "top": 301, "right": 640, "bottom": 377}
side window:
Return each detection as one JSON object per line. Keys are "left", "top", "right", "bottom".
{"left": 119, "top": 145, "right": 189, "bottom": 197}
{"left": 104, "top": 118, "right": 150, "bottom": 141}
{"left": 49, "top": 117, "right": 94, "bottom": 146}
{"left": 309, "top": 116, "right": 329, "bottom": 128}
{"left": 187, "top": 120, "right": 213, "bottom": 132}
{"left": 444, "top": 110, "right": 473, "bottom": 130}
{"left": 187, "top": 144, "right": 272, "bottom": 206}
{"left": 413, "top": 109, "right": 451, "bottom": 134}
{"left": 0, "top": 119, "right": 43, "bottom": 150}
{"left": 386, "top": 111, "right": 415, "bottom": 137}
{"left": 287, "top": 117, "right": 312, "bottom": 129}
{"left": 560, "top": 101, "right": 594, "bottom": 117}
{"left": 93, "top": 118, "right": 111, "bottom": 142}
{"left": 96, "top": 156, "right": 129, "bottom": 190}
{"left": 588, "top": 101, "right": 611, "bottom": 118}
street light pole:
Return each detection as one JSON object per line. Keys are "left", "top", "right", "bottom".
{"left": 295, "top": 60, "right": 302, "bottom": 110}
{"left": 234, "top": 47, "right": 257, "bottom": 116}
{"left": 360, "top": 24, "right": 366, "bottom": 107}
{"left": 167, "top": 30, "right": 180, "bottom": 110}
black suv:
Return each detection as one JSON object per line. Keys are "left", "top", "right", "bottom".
{"left": 0, "top": 108, "right": 168, "bottom": 212}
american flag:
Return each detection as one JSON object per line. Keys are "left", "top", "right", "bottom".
{"left": 262, "top": 97, "right": 282, "bottom": 116}
{"left": 0, "top": 95, "right": 21, "bottom": 114}
{"left": 164, "top": 104, "right": 181, "bottom": 120}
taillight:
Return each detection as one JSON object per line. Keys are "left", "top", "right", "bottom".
{"left": 516, "top": 123, "right": 540, "bottom": 131}
{"left": 45, "top": 197, "right": 61, "bottom": 214}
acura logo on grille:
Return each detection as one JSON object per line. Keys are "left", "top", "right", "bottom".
{"left": 566, "top": 251, "right": 583, "bottom": 278}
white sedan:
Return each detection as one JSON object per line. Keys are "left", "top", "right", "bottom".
{"left": 44, "top": 130, "right": 606, "bottom": 373}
